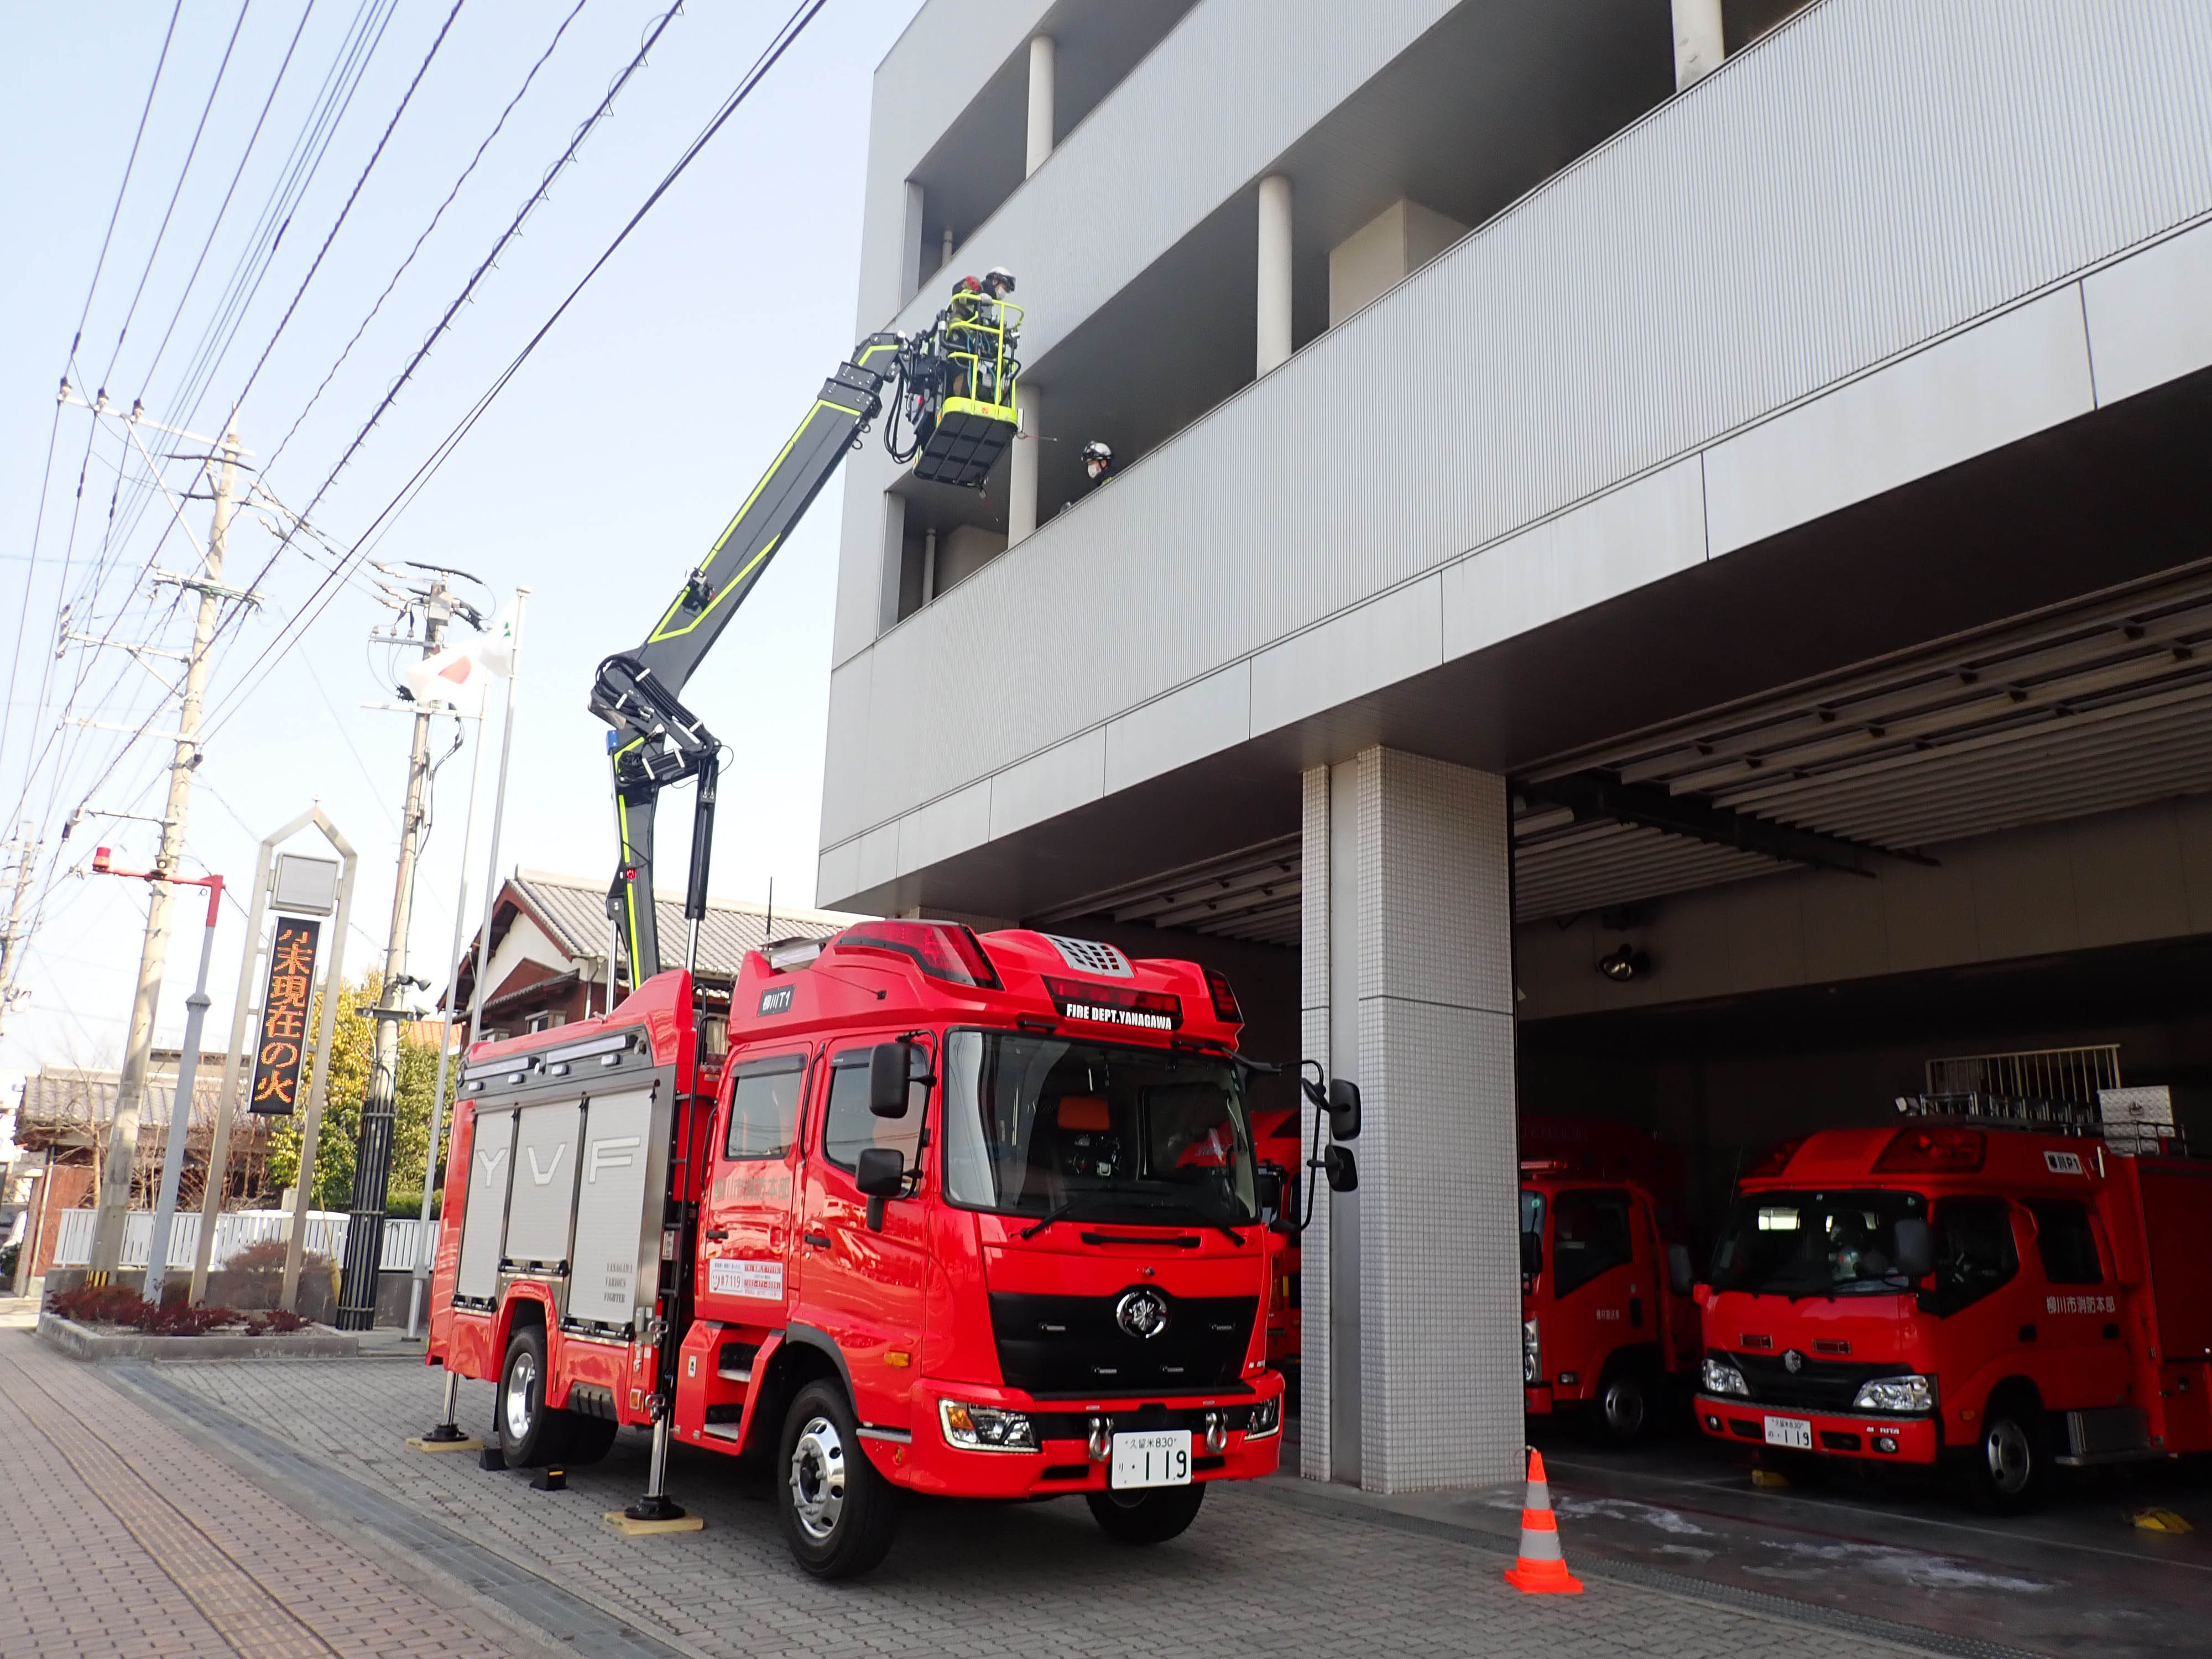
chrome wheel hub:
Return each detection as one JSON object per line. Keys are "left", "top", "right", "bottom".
{"left": 1603, "top": 1378, "right": 1645, "bottom": 1437}
{"left": 1985, "top": 1420, "right": 2032, "bottom": 1494}
{"left": 504, "top": 1352, "right": 538, "bottom": 1442}
{"left": 789, "top": 1415, "right": 847, "bottom": 1542}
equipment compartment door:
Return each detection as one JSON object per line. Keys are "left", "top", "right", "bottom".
{"left": 567, "top": 1085, "right": 667, "bottom": 1334}
{"left": 455, "top": 1106, "right": 518, "bottom": 1303}
{"left": 504, "top": 1097, "right": 584, "bottom": 1277}
{"left": 698, "top": 1050, "right": 810, "bottom": 1323}
{"left": 796, "top": 1038, "right": 932, "bottom": 1428}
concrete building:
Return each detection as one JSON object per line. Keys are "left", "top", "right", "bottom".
{"left": 820, "top": 0, "right": 2212, "bottom": 1492}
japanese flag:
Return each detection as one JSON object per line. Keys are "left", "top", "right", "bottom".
{"left": 401, "top": 603, "right": 515, "bottom": 714}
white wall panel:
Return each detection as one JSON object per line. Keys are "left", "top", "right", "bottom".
{"left": 1441, "top": 456, "right": 1707, "bottom": 661}
{"left": 1104, "top": 664, "right": 1252, "bottom": 795}
{"left": 988, "top": 729, "right": 1105, "bottom": 840}
{"left": 2083, "top": 217, "right": 2212, "bottom": 408}
{"left": 1251, "top": 577, "right": 1442, "bottom": 738}
{"left": 1704, "top": 289, "right": 2095, "bottom": 557}
{"left": 898, "top": 779, "right": 992, "bottom": 877}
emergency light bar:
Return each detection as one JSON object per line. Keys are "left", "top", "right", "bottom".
{"left": 1894, "top": 1091, "right": 2100, "bottom": 1131}
{"left": 1043, "top": 975, "right": 1182, "bottom": 1031}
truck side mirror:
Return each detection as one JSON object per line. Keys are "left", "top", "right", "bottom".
{"left": 868, "top": 1042, "right": 910, "bottom": 1117}
{"left": 856, "top": 1145, "right": 905, "bottom": 1231}
{"left": 1520, "top": 1230, "right": 1543, "bottom": 1277}
{"left": 1328, "top": 1078, "right": 1361, "bottom": 1141}
{"left": 1893, "top": 1217, "right": 1934, "bottom": 1278}
{"left": 1255, "top": 1162, "right": 1286, "bottom": 1224}
{"left": 1324, "top": 1145, "right": 1358, "bottom": 1193}
{"left": 1667, "top": 1243, "right": 1694, "bottom": 1296}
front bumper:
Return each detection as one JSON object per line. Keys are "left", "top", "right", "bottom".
{"left": 884, "top": 1373, "right": 1287, "bottom": 1498}
{"left": 1695, "top": 1395, "right": 1941, "bottom": 1464}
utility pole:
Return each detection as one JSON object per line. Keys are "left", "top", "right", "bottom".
{"left": 335, "top": 580, "right": 449, "bottom": 1329}
{"left": 87, "top": 420, "right": 242, "bottom": 1285}
{"left": 0, "top": 824, "right": 38, "bottom": 1045}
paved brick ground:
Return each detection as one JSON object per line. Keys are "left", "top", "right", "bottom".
{"left": 0, "top": 1332, "right": 536, "bottom": 1658}
{"left": 125, "top": 1352, "right": 1951, "bottom": 1659}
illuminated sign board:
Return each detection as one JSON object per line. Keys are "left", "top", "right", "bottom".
{"left": 249, "top": 918, "right": 321, "bottom": 1115}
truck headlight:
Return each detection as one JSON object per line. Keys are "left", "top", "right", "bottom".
{"left": 939, "top": 1399, "right": 1036, "bottom": 1452}
{"left": 1701, "top": 1357, "right": 1750, "bottom": 1397}
{"left": 1851, "top": 1374, "right": 1935, "bottom": 1415}
{"left": 1247, "top": 1395, "right": 1281, "bottom": 1439}
{"left": 1523, "top": 1318, "right": 1541, "bottom": 1385}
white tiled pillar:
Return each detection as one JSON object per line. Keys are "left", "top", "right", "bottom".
{"left": 1300, "top": 747, "right": 1524, "bottom": 1493}
{"left": 1298, "top": 767, "right": 1334, "bottom": 1480}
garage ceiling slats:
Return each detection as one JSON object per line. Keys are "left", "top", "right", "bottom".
{"left": 1033, "top": 565, "right": 2212, "bottom": 943}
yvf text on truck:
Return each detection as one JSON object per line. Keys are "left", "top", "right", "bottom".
{"left": 422, "top": 272, "right": 1361, "bottom": 1577}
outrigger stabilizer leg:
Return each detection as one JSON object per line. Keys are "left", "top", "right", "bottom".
{"left": 625, "top": 1408, "right": 684, "bottom": 1523}
{"left": 422, "top": 1368, "right": 467, "bottom": 1442}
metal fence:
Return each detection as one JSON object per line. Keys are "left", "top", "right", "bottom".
{"left": 49, "top": 1209, "right": 432, "bottom": 1274}
{"left": 1924, "top": 1045, "right": 2122, "bottom": 1107}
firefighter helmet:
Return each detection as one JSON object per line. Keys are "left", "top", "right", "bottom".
{"left": 1082, "top": 440, "right": 1113, "bottom": 481}
{"left": 983, "top": 267, "right": 1016, "bottom": 297}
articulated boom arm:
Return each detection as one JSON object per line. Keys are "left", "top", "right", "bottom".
{"left": 590, "top": 334, "right": 905, "bottom": 985}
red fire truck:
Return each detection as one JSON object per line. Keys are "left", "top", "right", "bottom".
{"left": 1692, "top": 1109, "right": 2212, "bottom": 1507}
{"left": 1518, "top": 1119, "right": 1702, "bottom": 1443}
{"left": 427, "top": 921, "right": 1349, "bottom": 1577}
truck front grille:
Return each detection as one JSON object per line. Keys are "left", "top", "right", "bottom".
{"left": 1731, "top": 1350, "right": 1904, "bottom": 1412}
{"left": 990, "top": 1290, "right": 1256, "bottom": 1396}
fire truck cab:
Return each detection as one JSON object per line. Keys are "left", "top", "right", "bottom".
{"left": 1693, "top": 1113, "right": 2212, "bottom": 1508}
{"left": 429, "top": 921, "right": 1310, "bottom": 1577}
{"left": 1520, "top": 1159, "right": 1700, "bottom": 1444}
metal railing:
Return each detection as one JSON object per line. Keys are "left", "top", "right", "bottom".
{"left": 49, "top": 1208, "right": 432, "bottom": 1274}
{"left": 1924, "top": 1045, "right": 2121, "bottom": 1106}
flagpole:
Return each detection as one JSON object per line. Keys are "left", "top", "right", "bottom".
{"left": 410, "top": 592, "right": 524, "bottom": 1434}
{"left": 467, "top": 589, "right": 527, "bottom": 1056}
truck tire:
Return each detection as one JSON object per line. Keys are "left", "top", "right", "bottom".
{"left": 498, "top": 1326, "right": 572, "bottom": 1468}
{"left": 1086, "top": 1483, "right": 1207, "bottom": 1545}
{"left": 1962, "top": 1396, "right": 2047, "bottom": 1512}
{"left": 1593, "top": 1365, "right": 1652, "bottom": 1447}
{"left": 778, "top": 1380, "right": 899, "bottom": 1579}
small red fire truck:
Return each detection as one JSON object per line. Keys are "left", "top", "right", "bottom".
{"left": 1519, "top": 1119, "right": 1701, "bottom": 1443}
{"left": 427, "top": 921, "right": 1342, "bottom": 1576}
{"left": 1693, "top": 1109, "right": 2212, "bottom": 1507}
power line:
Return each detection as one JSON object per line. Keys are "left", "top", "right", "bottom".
{"left": 208, "top": 0, "right": 831, "bottom": 740}
{"left": 262, "top": 0, "right": 596, "bottom": 477}
{"left": 229, "top": 0, "right": 472, "bottom": 414}
{"left": 69, "top": 0, "right": 186, "bottom": 357}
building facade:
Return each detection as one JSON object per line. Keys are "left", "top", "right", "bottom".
{"left": 821, "top": 0, "right": 2212, "bottom": 1491}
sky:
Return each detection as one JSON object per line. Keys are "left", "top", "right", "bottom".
{"left": 0, "top": 0, "right": 926, "bottom": 1078}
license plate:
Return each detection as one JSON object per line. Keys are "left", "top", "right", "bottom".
{"left": 1764, "top": 1415, "right": 1813, "bottom": 1451}
{"left": 1110, "top": 1430, "right": 1192, "bottom": 1489}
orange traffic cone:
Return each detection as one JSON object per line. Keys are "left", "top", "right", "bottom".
{"left": 1504, "top": 1447, "right": 1583, "bottom": 1594}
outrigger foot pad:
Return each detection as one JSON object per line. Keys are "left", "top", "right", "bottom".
{"left": 623, "top": 1495, "right": 686, "bottom": 1522}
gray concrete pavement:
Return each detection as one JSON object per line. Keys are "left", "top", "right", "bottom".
{"left": 116, "top": 1349, "right": 1955, "bottom": 1659}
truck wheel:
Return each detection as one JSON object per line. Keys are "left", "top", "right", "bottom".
{"left": 778, "top": 1380, "right": 899, "bottom": 1579}
{"left": 497, "top": 1326, "right": 572, "bottom": 1468}
{"left": 563, "top": 1414, "right": 618, "bottom": 1466}
{"left": 1594, "top": 1367, "right": 1651, "bottom": 1447}
{"left": 1086, "top": 1483, "right": 1207, "bottom": 1545}
{"left": 1963, "top": 1401, "right": 2047, "bottom": 1512}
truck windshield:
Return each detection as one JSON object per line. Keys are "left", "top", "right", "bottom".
{"left": 940, "top": 1029, "right": 1259, "bottom": 1228}
{"left": 1709, "top": 1188, "right": 1928, "bottom": 1298}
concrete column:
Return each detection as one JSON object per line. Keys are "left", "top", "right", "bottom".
{"left": 1300, "top": 747, "right": 1524, "bottom": 1493}
{"left": 1008, "top": 383, "right": 1040, "bottom": 543}
{"left": 1672, "top": 0, "right": 1724, "bottom": 88}
{"left": 900, "top": 180, "right": 926, "bottom": 303}
{"left": 1256, "top": 174, "right": 1293, "bottom": 377}
{"left": 1025, "top": 35, "right": 1055, "bottom": 176}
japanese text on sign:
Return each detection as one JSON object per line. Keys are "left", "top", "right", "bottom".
{"left": 249, "top": 918, "right": 321, "bottom": 1115}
